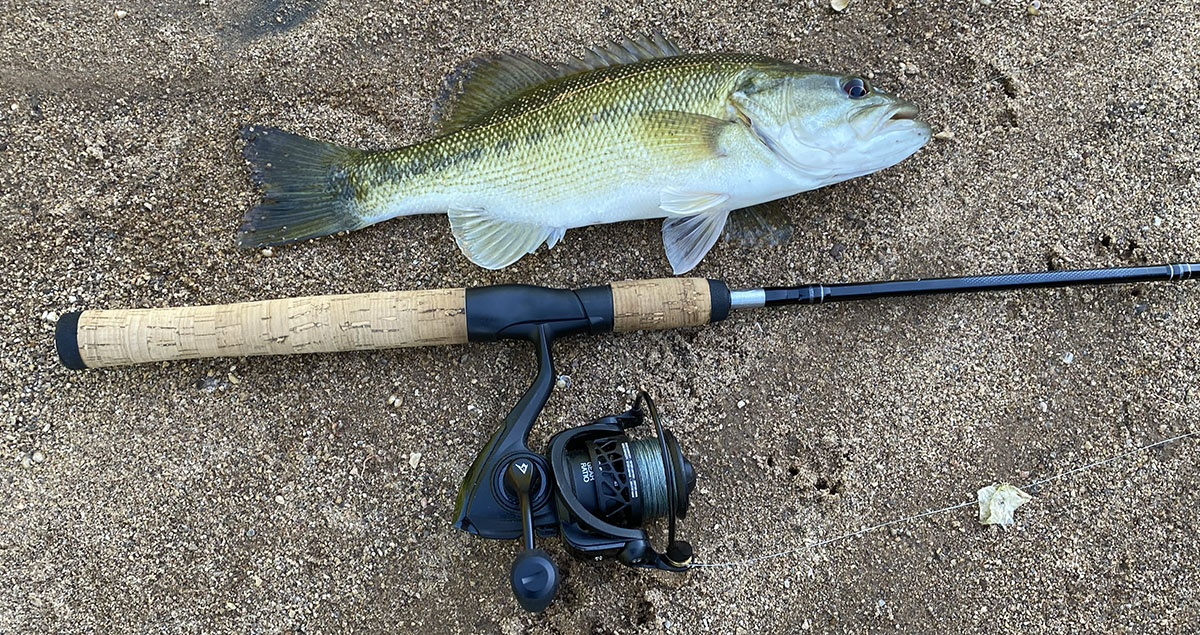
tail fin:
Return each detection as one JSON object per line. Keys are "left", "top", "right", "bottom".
{"left": 237, "top": 125, "right": 366, "bottom": 248}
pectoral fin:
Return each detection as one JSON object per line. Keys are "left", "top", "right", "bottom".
{"left": 640, "top": 111, "right": 732, "bottom": 162}
{"left": 662, "top": 208, "right": 731, "bottom": 274}
{"left": 448, "top": 207, "right": 561, "bottom": 269}
{"left": 723, "top": 201, "right": 794, "bottom": 247}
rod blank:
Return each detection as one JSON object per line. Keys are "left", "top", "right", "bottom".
{"left": 738, "top": 263, "right": 1200, "bottom": 308}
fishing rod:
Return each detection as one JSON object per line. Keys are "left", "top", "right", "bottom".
{"left": 55, "top": 262, "right": 1199, "bottom": 612}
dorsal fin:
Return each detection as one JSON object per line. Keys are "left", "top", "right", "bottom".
{"left": 559, "top": 33, "right": 683, "bottom": 74}
{"left": 431, "top": 33, "right": 685, "bottom": 134}
{"left": 431, "top": 53, "right": 561, "bottom": 134}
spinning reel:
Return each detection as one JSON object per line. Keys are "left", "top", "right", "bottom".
{"left": 478, "top": 392, "right": 694, "bottom": 613}
{"left": 451, "top": 294, "right": 698, "bottom": 612}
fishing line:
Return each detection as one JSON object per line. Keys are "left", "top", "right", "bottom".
{"left": 690, "top": 429, "right": 1197, "bottom": 568}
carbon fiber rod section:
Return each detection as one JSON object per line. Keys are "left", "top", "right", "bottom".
{"left": 737, "top": 263, "right": 1200, "bottom": 308}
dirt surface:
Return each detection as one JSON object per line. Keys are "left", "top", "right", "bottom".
{"left": 2, "top": 0, "right": 1199, "bottom": 632}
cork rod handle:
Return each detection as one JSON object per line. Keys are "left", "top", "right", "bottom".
{"left": 610, "top": 278, "right": 715, "bottom": 332}
{"left": 57, "top": 288, "right": 468, "bottom": 369}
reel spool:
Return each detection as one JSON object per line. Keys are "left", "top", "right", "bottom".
{"left": 549, "top": 392, "right": 696, "bottom": 571}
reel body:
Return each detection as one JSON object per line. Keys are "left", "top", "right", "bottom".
{"left": 449, "top": 285, "right": 696, "bottom": 612}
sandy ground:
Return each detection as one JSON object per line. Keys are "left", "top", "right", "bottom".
{"left": 3, "top": 0, "right": 1199, "bottom": 632}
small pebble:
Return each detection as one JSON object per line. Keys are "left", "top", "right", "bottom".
{"left": 409, "top": 452, "right": 422, "bottom": 469}
{"left": 737, "top": 400, "right": 747, "bottom": 409}
{"left": 1062, "top": 352, "right": 1074, "bottom": 364}
{"left": 114, "top": 9, "right": 128, "bottom": 18}
{"left": 260, "top": 247, "right": 273, "bottom": 257}
{"left": 830, "top": 0, "right": 849, "bottom": 12}
{"left": 274, "top": 495, "right": 285, "bottom": 504}
{"left": 32, "top": 451, "right": 46, "bottom": 463}
{"left": 933, "top": 129, "right": 955, "bottom": 141}
{"left": 8, "top": 103, "right": 17, "bottom": 112}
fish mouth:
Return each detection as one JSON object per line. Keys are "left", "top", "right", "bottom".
{"left": 850, "top": 101, "right": 929, "bottom": 140}
{"left": 888, "top": 103, "right": 919, "bottom": 122}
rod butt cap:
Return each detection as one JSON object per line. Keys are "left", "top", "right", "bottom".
{"left": 55, "top": 311, "right": 87, "bottom": 370}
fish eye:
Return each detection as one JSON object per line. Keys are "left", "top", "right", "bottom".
{"left": 842, "top": 77, "right": 870, "bottom": 99}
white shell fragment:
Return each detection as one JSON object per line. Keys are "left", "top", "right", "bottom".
{"left": 830, "top": 0, "right": 850, "bottom": 12}
{"left": 976, "top": 483, "right": 1032, "bottom": 526}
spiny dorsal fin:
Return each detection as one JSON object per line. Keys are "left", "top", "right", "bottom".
{"left": 560, "top": 33, "right": 684, "bottom": 74}
{"left": 432, "top": 33, "right": 685, "bottom": 134}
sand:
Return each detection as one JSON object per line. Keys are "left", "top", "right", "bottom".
{"left": 2, "top": 0, "right": 1198, "bottom": 631}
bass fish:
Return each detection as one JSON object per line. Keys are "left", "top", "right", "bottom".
{"left": 240, "top": 34, "right": 930, "bottom": 273}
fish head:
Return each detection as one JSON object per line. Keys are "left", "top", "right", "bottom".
{"left": 730, "top": 68, "right": 931, "bottom": 185}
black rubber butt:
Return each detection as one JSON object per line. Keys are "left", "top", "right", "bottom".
{"left": 55, "top": 311, "right": 87, "bottom": 370}
{"left": 511, "top": 548, "right": 559, "bottom": 613}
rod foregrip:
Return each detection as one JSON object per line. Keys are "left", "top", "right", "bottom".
{"left": 610, "top": 278, "right": 729, "bottom": 332}
{"left": 56, "top": 288, "right": 468, "bottom": 369}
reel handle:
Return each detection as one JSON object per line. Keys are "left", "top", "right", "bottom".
{"left": 505, "top": 458, "right": 558, "bottom": 613}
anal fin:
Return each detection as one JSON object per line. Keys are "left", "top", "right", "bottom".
{"left": 447, "top": 207, "right": 562, "bottom": 269}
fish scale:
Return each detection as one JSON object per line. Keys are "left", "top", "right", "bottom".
{"left": 239, "top": 35, "right": 930, "bottom": 273}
